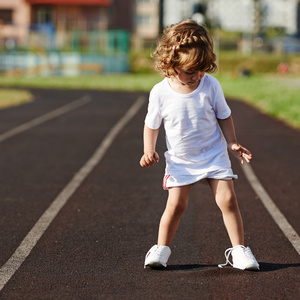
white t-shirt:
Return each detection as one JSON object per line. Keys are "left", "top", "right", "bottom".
{"left": 145, "top": 74, "right": 232, "bottom": 176}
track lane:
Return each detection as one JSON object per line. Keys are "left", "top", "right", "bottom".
{"left": 0, "top": 96, "right": 145, "bottom": 291}
{"left": 0, "top": 91, "right": 299, "bottom": 299}
{"left": 229, "top": 99, "right": 300, "bottom": 240}
{"left": 0, "top": 90, "right": 141, "bottom": 266}
{"left": 0, "top": 89, "right": 88, "bottom": 134}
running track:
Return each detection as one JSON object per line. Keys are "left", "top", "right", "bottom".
{"left": 0, "top": 89, "right": 299, "bottom": 299}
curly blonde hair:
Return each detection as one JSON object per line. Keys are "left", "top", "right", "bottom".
{"left": 152, "top": 20, "right": 217, "bottom": 77}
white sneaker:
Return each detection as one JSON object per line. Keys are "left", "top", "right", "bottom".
{"left": 218, "top": 245, "right": 260, "bottom": 270}
{"left": 144, "top": 245, "right": 171, "bottom": 269}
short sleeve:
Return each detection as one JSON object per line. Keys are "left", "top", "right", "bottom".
{"left": 212, "top": 80, "right": 231, "bottom": 120}
{"left": 144, "top": 87, "right": 162, "bottom": 129}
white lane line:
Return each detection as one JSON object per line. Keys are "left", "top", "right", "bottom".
{"left": 0, "top": 95, "right": 91, "bottom": 143}
{"left": 241, "top": 163, "right": 300, "bottom": 255}
{"left": 0, "top": 96, "right": 146, "bottom": 291}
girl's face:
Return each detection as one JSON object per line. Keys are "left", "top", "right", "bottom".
{"left": 174, "top": 67, "right": 205, "bottom": 89}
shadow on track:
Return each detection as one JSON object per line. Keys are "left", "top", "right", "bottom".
{"left": 144, "top": 264, "right": 218, "bottom": 272}
{"left": 258, "top": 262, "right": 300, "bottom": 272}
{"left": 144, "top": 262, "right": 300, "bottom": 272}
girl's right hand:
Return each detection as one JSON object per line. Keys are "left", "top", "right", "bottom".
{"left": 140, "top": 151, "right": 159, "bottom": 168}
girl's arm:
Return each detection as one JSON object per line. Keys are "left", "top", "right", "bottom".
{"left": 218, "top": 115, "right": 253, "bottom": 164}
{"left": 140, "top": 125, "right": 160, "bottom": 168}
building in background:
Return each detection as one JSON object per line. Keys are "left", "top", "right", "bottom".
{"left": 0, "top": 0, "right": 133, "bottom": 75}
{"left": 134, "top": 0, "right": 160, "bottom": 48}
{"left": 28, "top": 0, "right": 111, "bottom": 30}
{"left": 26, "top": 0, "right": 112, "bottom": 49}
{"left": 0, "top": 0, "right": 135, "bottom": 48}
{"left": 133, "top": 0, "right": 205, "bottom": 49}
{"left": 1, "top": 0, "right": 300, "bottom": 49}
{"left": 0, "top": 0, "right": 30, "bottom": 46}
{"left": 109, "top": 0, "right": 135, "bottom": 32}
{"left": 1, "top": 0, "right": 300, "bottom": 76}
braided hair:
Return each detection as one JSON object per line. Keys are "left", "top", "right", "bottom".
{"left": 152, "top": 20, "right": 217, "bottom": 77}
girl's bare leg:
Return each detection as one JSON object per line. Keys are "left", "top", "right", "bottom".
{"left": 208, "top": 179, "right": 244, "bottom": 246}
{"left": 157, "top": 185, "right": 191, "bottom": 246}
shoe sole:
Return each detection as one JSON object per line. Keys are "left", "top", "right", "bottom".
{"left": 233, "top": 263, "right": 260, "bottom": 270}
{"left": 144, "top": 262, "right": 166, "bottom": 269}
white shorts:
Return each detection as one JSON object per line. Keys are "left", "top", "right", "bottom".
{"left": 162, "top": 169, "right": 238, "bottom": 190}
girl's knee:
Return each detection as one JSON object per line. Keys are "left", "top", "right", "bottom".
{"left": 168, "top": 198, "right": 188, "bottom": 216}
{"left": 216, "top": 191, "right": 238, "bottom": 212}
{"left": 166, "top": 186, "right": 190, "bottom": 216}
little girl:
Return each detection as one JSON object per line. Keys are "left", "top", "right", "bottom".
{"left": 140, "top": 20, "right": 259, "bottom": 270}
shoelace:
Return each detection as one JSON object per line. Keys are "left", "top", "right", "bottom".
{"left": 145, "top": 246, "right": 158, "bottom": 258}
{"left": 154, "top": 246, "right": 169, "bottom": 258}
{"left": 145, "top": 245, "right": 169, "bottom": 259}
{"left": 144, "top": 245, "right": 171, "bottom": 268}
{"left": 218, "top": 247, "right": 235, "bottom": 268}
{"left": 218, "top": 245, "right": 252, "bottom": 268}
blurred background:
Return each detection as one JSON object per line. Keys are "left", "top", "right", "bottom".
{"left": 0, "top": 0, "right": 300, "bottom": 130}
{"left": 0, "top": 0, "right": 300, "bottom": 76}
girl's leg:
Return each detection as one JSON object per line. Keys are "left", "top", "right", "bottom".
{"left": 208, "top": 179, "right": 244, "bottom": 246}
{"left": 157, "top": 185, "right": 191, "bottom": 246}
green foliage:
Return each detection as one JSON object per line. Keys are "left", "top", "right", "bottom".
{"left": 216, "top": 73, "right": 300, "bottom": 130}
{"left": 129, "top": 49, "right": 156, "bottom": 74}
{"left": 218, "top": 52, "right": 287, "bottom": 74}
{"left": 0, "top": 73, "right": 162, "bottom": 92}
{"left": 129, "top": 49, "right": 300, "bottom": 76}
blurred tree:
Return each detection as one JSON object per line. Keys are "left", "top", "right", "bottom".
{"left": 159, "top": 0, "right": 164, "bottom": 34}
{"left": 253, "top": 0, "right": 263, "bottom": 35}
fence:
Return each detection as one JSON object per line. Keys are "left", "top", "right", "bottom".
{"left": 0, "top": 26, "right": 130, "bottom": 76}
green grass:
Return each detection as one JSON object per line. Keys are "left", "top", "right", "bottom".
{"left": 0, "top": 72, "right": 299, "bottom": 130}
{"left": 0, "top": 88, "right": 33, "bottom": 109}
{"left": 216, "top": 73, "right": 300, "bottom": 130}
{"left": 0, "top": 74, "right": 162, "bottom": 92}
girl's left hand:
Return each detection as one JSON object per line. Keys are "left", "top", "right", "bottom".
{"left": 229, "top": 143, "right": 253, "bottom": 164}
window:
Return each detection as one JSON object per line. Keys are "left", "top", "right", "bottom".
{"left": 0, "top": 9, "right": 13, "bottom": 24}
{"left": 38, "top": 6, "right": 52, "bottom": 24}
{"left": 136, "top": 14, "right": 155, "bottom": 25}
{"left": 82, "top": 6, "right": 101, "bottom": 30}
{"left": 32, "top": 6, "right": 53, "bottom": 24}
